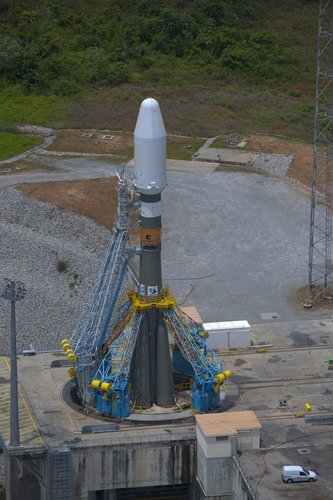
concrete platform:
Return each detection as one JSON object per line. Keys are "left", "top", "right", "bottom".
{"left": 218, "top": 317, "right": 333, "bottom": 499}
{"left": 2, "top": 352, "right": 197, "bottom": 499}
{"left": 13, "top": 352, "right": 196, "bottom": 446}
{"left": 9, "top": 318, "right": 333, "bottom": 500}
{"left": 194, "top": 147, "right": 258, "bottom": 165}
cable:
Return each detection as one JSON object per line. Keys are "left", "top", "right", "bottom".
{"left": 165, "top": 273, "right": 215, "bottom": 281}
{"left": 177, "top": 284, "right": 194, "bottom": 306}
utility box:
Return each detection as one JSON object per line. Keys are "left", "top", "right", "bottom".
{"left": 203, "top": 320, "right": 251, "bottom": 349}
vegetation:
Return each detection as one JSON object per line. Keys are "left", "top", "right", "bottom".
{"left": 0, "top": 0, "right": 319, "bottom": 138}
{"left": 0, "top": 0, "right": 317, "bottom": 94}
{"left": 0, "top": 132, "right": 42, "bottom": 160}
{"left": 0, "top": 86, "right": 68, "bottom": 128}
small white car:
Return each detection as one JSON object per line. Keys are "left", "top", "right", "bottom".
{"left": 282, "top": 465, "right": 317, "bottom": 483}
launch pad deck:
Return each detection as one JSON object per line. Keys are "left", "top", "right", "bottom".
{"left": 2, "top": 315, "right": 331, "bottom": 499}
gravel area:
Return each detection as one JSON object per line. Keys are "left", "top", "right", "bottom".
{"left": 254, "top": 153, "right": 294, "bottom": 176}
{"left": 0, "top": 185, "right": 111, "bottom": 354}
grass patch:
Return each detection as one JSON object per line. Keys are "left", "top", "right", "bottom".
{"left": 209, "top": 136, "right": 240, "bottom": 149}
{"left": 0, "top": 86, "right": 70, "bottom": 128}
{"left": 0, "top": 81, "right": 316, "bottom": 143}
{"left": 0, "top": 133, "right": 43, "bottom": 161}
{"left": 167, "top": 137, "right": 205, "bottom": 160}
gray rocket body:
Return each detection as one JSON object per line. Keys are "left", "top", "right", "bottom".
{"left": 132, "top": 98, "right": 174, "bottom": 408}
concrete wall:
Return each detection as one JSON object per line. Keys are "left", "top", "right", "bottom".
{"left": 196, "top": 443, "right": 233, "bottom": 497}
{"left": 197, "top": 427, "right": 235, "bottom": 459}
{"left": 5, "top": 429, "right": 257, "bottom": 499}
{"left": 195, "top": 449, "right": 256, "bottom": 500}
{"left": 5, "top": 451, "right": 48, "bottom": 500}
{"left": 237, "top": 429, "right": 260, "bottom": 451}
{"left": 70, "top": 439, "right": 195, "bottom": 499}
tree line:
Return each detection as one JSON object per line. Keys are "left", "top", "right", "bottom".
{"left": 0, "top": 0, "right": 316, "bottom": 96}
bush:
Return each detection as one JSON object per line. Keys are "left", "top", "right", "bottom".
{"left": 51, "top": 78, "right": 81, "bottom": 96}
{"left": 56, "top": 259, "right": 69, "bottom": 273}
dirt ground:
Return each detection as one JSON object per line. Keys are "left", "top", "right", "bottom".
{"left": 48, "top": 130, "right": 133, "bottom": 157}
{"left": 19, "top": 178, "right": 120, "bottom": 231}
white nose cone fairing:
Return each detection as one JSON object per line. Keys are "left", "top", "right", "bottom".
{"left": 134, "top": 98, "right": 167, "bottom": 195}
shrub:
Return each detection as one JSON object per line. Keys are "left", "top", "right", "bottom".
{"left": 51, "top": 78, "right": 81, "bottom": 96}
{"left": 56, "top": 259, "right": 69, "bottom": 273}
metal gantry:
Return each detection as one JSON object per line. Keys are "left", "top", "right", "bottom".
{"left": 164, "top": 307, "right": 223, "bottom": 385}
{"left": 91, "top": 310, "right": 144, "bottom": 417}
{"left": 68, "top": 168, "right": 133, "bottom": 401}
{"left": 91, "top": 302, "right": 228, "bottom": 416}
{"left": 306, "top": 0, "right": 333, "bottom": 306}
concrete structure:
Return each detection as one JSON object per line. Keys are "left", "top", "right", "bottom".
{"left": 3, "top": 318, "right": 333, "bottom": 499}
{"left": 195, "top": 412, "right": 261, "bottom": 498}
{"left": 1, "top": 352, "right": 260, "bottom": 500}
{"left": 194, "top": 146, "right": 259, "bottom": 166}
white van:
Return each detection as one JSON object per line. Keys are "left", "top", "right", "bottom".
{"left": 282, "top": 465, "right": 317, "bottom": 483}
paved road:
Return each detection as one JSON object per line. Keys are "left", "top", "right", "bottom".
{"left": 0, "top": 155, "right": 324, "bottom": 324}
{"left": 0, "top": 157, "right": 120, "bottom": 187}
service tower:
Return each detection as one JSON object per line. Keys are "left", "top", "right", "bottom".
{"left": 131, "top": 98, "right": 174, "bottom": 408}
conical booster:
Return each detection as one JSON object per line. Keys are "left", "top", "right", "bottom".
{"left": 132, "top": 98, "right": 174, "bottom": 408}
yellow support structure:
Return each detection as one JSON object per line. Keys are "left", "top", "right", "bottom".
{"left": 129, "top": 289, "right": 176, "bottom": 311}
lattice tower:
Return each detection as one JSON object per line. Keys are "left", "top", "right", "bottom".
{"left": 306, "top": 0, "right": 333, "bottom": 306}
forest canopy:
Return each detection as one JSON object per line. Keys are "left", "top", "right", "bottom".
{"left": 0, "top": 0, "right": 317, "bottom": 96}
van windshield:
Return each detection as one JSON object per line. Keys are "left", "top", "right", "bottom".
{"left": 302, "top": 468, "right": 309, "bottom": 475}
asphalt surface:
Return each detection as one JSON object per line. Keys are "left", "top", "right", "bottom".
{"left": 162, "top": 166, "right": 315, "bottom": 323}
{"left": 230, "top": 317, "right": 333, "bottom": 500}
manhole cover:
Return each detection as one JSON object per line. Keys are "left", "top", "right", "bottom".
{"left": 297, "top": 448, "right": 311, "bottom": 454}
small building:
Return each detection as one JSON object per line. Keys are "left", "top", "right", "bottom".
{"left": 203, "top": 320, "right": 251, "bottom": 349}
{"left": 195, "top": 411, "right": 261, "bottom": 498}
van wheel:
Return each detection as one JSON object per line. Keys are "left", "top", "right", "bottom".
{"left": 286, "top": 479, "right": 293, "bottom": 483}
{"left": 309, "top": 478, "right": 314, "bottom": 482}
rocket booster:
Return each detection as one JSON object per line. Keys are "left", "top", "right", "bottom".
{"left": 132, "top": 98, "right": 174, "bottom": 408}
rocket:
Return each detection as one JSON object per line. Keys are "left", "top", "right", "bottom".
{"left": 131, "top": 98, "right": 174, "bottom": 408}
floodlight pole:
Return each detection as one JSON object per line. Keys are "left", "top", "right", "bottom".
{"left": 2, "top": 280, "right": 26, "bottom": 448}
